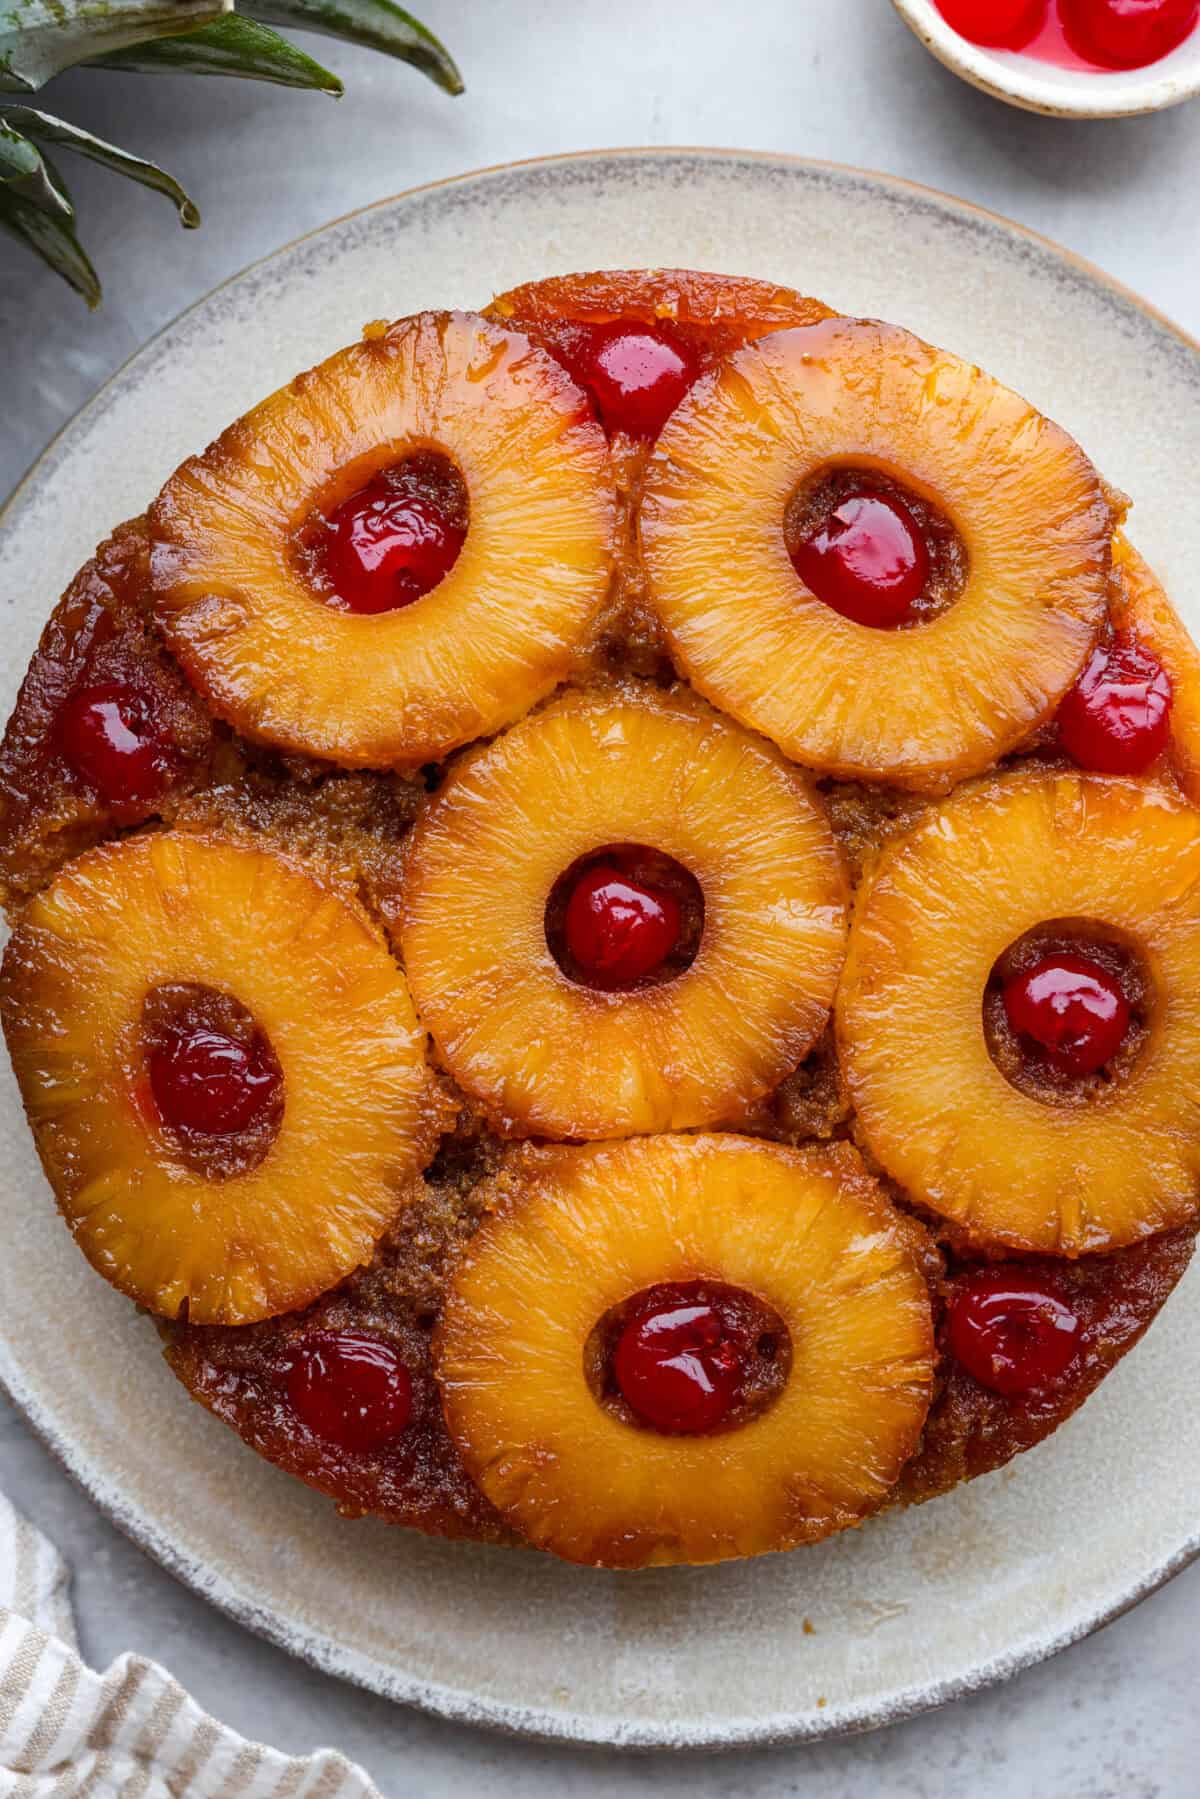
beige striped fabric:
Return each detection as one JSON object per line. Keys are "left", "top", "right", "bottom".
{"left": 0, "top": 1495, "right": 381, "bottom": 1798}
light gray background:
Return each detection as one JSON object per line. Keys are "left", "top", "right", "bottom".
{"left": 2, "top": 2, "right": 1199, "bottom": 1793}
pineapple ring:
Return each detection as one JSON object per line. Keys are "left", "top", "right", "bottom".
{"left": 1112, "top": 535, "right": 1200, "bottom": 807}
{"left": 0, "top": 831, "right": 436, "bottom": 1324}
{"left": 640, "top": 317, "right": 1114, "bottom": 790}
{"left": 487, "top": 266, "right": 834, "bottom": 342}
{"left": 435, "top": 1135, "right": 935, "bottom": 1568}
{"left": 837, "top": 770, "right": 1200, "bottom": 1255}
{"left": 400, "top": 687, "right": 848, "bottom": 1138}
{"left": 149, "top": 311, "right": 615, "bottom": 769}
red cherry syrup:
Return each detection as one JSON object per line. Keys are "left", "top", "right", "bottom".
{"left": 936, "top": 0, "right": 1048, "bottom": 48}
{"left": 937, "top": 0, "right": 1197, "bottom": 69}
{"left": 285, "top": 1331, "right": 414, "bottom": 1451}
{"left": 613, "top": 1286, "right": 748, "bottom": 1433}
{"left": 1058, "top": 635, "right": 1172, "bottom": 774}
{"left": 1002, "top": 951, "right": 1131, "bottom": 1077}
{"left": 790, "top": 491, "right": 931, "bottom": 627}
{"left": 947, "top": 1268, "right": 1082, "bottom": 1395}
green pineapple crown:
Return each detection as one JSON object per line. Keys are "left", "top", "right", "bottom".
{"left": 0, "top": 0, "right": 463, "bottom": 307}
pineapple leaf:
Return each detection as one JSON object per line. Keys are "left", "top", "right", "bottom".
{"left": 243, "top": 0, "right": 462, "bottom": 94}
{"left": 0, "top": 1, "right": 228, "bottom": 94}
{"left": 1, "top": 104, "right": 200, "bottom": 226}
{"left": 0, "top": 167, "right": 100, "bottom": 307}
{"left": 0, "top": 119, "right": 73, "bottom": 220}
{"left": 0, "top": 122, "right": 41, "bottom": 183}
{"left": 89, "top": 15, "right": 343, "bottom": 92}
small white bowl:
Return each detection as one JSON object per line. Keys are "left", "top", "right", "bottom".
{"left": 892, "top": 0, "right": 1200, "bottom": 116}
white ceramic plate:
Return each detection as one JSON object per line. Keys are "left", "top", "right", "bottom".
{"left": 2, "top": 150, "right": 1200, "bottom": 1752}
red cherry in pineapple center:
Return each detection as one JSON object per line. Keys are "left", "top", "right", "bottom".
{"left": 149, "top": 1021, "right": 280, "bottom": 1137}
{"left": 947, "top": 1269, "right": 1082, "bottom": 1395}
{"left": 1058, "top": 634, "right": 1172, "bottom": 774}
{"left": 936, "top": 0, "right": 1048, "bottom": 47}
{"left": 59, "top": 682, "right": 172, "bottom": 811}
{"left": 285, "top": 1331, "right": 413, "bottom": 1452}
{"left": 790, "top": 491, "right": 931, "bottom": 628}
{"left": 324, "top": 474, "right": 465, "bottom": 615}
{"left": 562, "top": 862, "right": 683, "bottom": 990}
{"left": 575, "top": 324, "right": 699, "bottom": 439}
{"left": 613, "top": 1286, "right": 746, "bottom": 1433}
{"left": 1002, "top": 951, "right": 1131, "bottom": 1077}
{"left": 1060, "top": 0, "right": 1198, "bottom": 68}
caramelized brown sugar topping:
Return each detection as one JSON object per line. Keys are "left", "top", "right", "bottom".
{"left": 164, "top": 1140, "right": 512, "bottom": 1545}
{"left": 2, "top": 269, "right": 1200, "bottom": 1562}
{"left": 0, "top": 519, "right": 217, "bottom": 908}
{"left": 898, "top": 1227, "right": 1196, "bottom": 1505}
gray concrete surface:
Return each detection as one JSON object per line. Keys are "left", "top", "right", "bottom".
{"left": 3, "top": 1, "right": 1200, "bottom": 1791}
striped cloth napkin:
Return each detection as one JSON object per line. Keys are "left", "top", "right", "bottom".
{"left": 0, "top": 1494, "right": 381, "bottom": 1797}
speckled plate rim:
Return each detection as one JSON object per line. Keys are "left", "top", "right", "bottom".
{"left": 3, "top": 148, "right": 1200, "bottom": 1752}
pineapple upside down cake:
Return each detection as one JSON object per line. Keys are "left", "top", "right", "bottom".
{"left": 3, "top": 268, "right": 1200, "bottom": 1568}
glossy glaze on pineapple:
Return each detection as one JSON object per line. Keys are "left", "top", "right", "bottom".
{"left": 2, "top": 269, "right": 1199, "bottom": 1557}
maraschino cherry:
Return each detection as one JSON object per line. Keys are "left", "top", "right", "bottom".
{"left": 937, "top": 0, "right": 1048, "bottom": 47}
{"left": 1058, "top": 634, "right": 1172, "bottom": 773}
{"left": 947, "top": 1268, "right": 1082, "bottom": 1395}
{"left": 149, "top": 1022, "right": 280, "bottom": 1137}
{"left": 285, "top": 1331, "right": 414, "bottom": 1451}
{"left": 613, "top": 1286, "right": 745, "bottom": 1433}
{"left": 1060, "top": 0, "right": 1198, "bottom": 68}
{"left": 560, "top": 324, "right": 700, "bottom": 439}
{"left": 790, "top": 491, "right": 931, "bottom": 628}
{"left": 59, "top": 682, "right": 173, "bottom": 812}
{"left": 563, "top": 862, "right": 683, "bottom": 990}
{"left": 324, "top": 475, "right": 465, "bottom": 615}
{"left": 1002, "top": 951, "right": 1131, "bottom": 1076}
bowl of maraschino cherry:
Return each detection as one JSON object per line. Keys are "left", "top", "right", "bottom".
{"left": 892, "top": 0, "right": 1200, "bottom": 115}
